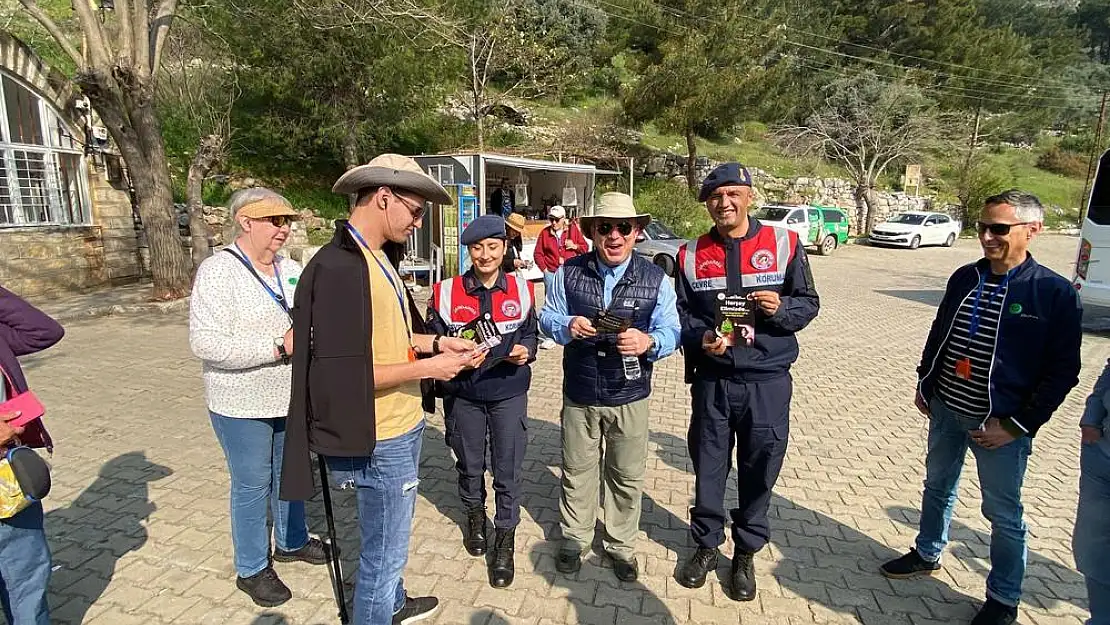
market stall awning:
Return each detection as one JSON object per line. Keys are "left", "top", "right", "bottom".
{"left": 481, "top": 154, "right": 600, "bottom": 174}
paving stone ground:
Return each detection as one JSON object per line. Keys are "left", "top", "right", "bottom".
{"left": 13, "top": 234, "right": 1109, "bottom": 625}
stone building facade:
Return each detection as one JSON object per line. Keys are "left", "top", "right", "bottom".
{"left": 0, "top": 34, "right": 142, "bottom": 299}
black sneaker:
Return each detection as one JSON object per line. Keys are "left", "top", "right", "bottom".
{"left": 236, "top": 566, "right": 291, "bottom": 607}
{"left": 970, "top": 598, "right": 1017, "bottom": 625}
{"left": 274, "top": 537, "right": 329, "bottom": 565}
{"left": 880, "top": 548, "right": 941, "bottom": 579}
{"left": 676, "top": 547, "right": 718, "bottom": 589}
{"left": 392, "top": 595, "right": 439, "bottom": 624}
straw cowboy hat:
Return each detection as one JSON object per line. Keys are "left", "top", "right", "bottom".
{"left": 332, "top": 153, "right": 452, "bottom": 206}
{"left": 578, "top": 192, "right": 652, "bottom": 235}
{"left": 505, "top": 212, "right": 527, "bottom": 234}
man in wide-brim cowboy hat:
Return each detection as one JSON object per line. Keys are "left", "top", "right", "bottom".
{"left": 538, "top": 192, "right": 681, "bottom": 582}
{"left": 282, "top": 153, "right": 484, "bottom": 625}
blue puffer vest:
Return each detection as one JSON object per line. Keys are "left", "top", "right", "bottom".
{"left": 562, "top": 253, "right": 664, "bottom": 406}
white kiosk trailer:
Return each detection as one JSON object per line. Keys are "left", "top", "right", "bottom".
{"left": 404, "top": 152, "right": 619, "bottom": 284}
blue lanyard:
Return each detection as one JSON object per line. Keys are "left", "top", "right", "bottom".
{"left": 228, "top": 245, "right": 289, "bottom": 317}
{"left": 345, "top": 224, "right": 412, "bottom": 340}
{"left": 968, "top": 270, "right": 1013, "bottom": 339}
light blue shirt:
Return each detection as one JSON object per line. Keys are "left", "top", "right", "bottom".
{"left": 539, "top": 255, "right": 681, "bottom": 362}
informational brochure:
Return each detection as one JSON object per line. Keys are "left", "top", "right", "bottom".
{"left": 714, "top": 293, "right": 755, "bottom": 347}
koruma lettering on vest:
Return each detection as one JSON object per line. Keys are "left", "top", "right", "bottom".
{"left": 435, "top": 275, "right": 533, "bottom": 334}
{"left": 682, "top": 226, "right": 794, "bottom": 292}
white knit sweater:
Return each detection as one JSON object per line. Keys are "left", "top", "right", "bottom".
{"left": 188, "top": 249, "right": 303, "bottom": 419}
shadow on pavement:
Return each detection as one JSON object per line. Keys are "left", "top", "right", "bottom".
{"left": 248, "top": 613, "right": 290, "bottom": 625}
{"left": 886, "top": 504, "right": 1089, "bottom": 613}
{"left": 650, "top": 431, "right": 978, "bottom": 622}
{"left": 418, "top": 413, "right": 676, "bottom": 624}
{"left": 47, "top": 451, "right": 172, "bottom": 625}
{"left": 875, "top": 289, "right": 945, "bottom": 307}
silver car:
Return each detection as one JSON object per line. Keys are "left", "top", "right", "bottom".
{"left": 635, "top": 221, "right": 684, "bottom": 276}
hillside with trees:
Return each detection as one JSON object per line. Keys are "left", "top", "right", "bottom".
{"left": 9, "top": 0, "right": 1110, "bottom": 280}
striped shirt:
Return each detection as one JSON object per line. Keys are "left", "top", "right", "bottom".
{"left": 935, "top": 274, "right": 1008, "bottom": 418}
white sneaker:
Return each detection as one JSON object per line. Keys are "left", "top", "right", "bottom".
{"left": 539, "top": 339, "right": 556, "bottom": 350}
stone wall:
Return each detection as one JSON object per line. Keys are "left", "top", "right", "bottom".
{"left": 638, "top": 152, "right": 941, "bottom": 232}
{"left": 0, "top": 163, "right": 141, "bottom": 299}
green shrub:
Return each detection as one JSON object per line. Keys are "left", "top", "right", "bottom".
{"left": 634, "top": 179, "right": 711, "bottom": 238}
{"left": 1036, "top": 146, "right": 1088, "bottom": 178}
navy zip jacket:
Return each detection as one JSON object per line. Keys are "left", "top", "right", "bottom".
{"left": 917, "top": 254, "right": 1082, "bottom": 437}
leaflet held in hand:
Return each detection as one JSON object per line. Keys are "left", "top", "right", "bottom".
{"left": 714, "top": 293, "right": 755, "bottom": 347}
{"left": 455, "top": 313, "right": 503, "bottom": 351}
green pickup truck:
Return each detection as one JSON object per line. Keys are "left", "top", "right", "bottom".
{"left": 752, "top": 204, "right": 851, "bottom": 256}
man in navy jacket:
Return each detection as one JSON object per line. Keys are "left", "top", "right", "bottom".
{"left": 881, "top": 190, "right": 1082, "bottom": 625}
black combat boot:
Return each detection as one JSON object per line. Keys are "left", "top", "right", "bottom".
{"left": 488, "top": 527, "right": 516, "bottom": 588}
{"left": 464, "top": 506, "right": 488, "bottom": 556}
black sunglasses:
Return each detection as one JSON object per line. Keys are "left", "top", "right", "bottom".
{"left": 977, "top": 221, "right": 1030, "bottom": 236}
{"left": 596, "top": 221, "right": 634, "bottom": 237}
{"left": 255, "top": 215, "right": 294, "bottom": 228}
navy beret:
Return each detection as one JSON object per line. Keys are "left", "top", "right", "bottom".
{"left": 461, "top": 214, "right": 507, "bottom": 245}
{"left": 698, "top": 163, "right": 753, "bottom": 202}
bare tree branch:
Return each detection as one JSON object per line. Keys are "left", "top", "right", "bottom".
{"left": 16, "top": 0, "right": 84, "bottom": 67}
{"left": 71, "top": 0, "right": 114, "bottom": 69}
{"left": 150, "top": 0, "right": 178, "bottom": 75}
{"left": 116, "top": 0, "right": 134, "bottom": 62}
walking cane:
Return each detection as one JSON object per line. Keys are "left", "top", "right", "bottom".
{"left": 318, "top": 455, "right": 350, "bottom": 624}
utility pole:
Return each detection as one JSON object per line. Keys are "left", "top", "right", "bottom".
{"left": 1080, "top": 91, "right": 1108, "bottom": 226}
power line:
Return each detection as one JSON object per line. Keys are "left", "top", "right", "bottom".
{"left": 570, "top": 0, "right": 1097, "bottom": 108}
{"left": 632, "top": 0, "right": 1100, "bottom": 92}
{"left": 620, "top": 0, "right": 1098, "bottom": 94}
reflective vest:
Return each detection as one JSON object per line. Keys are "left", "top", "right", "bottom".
{"left": 677, "top": 222, "right": 802, "bottom": 380}
{"left": 679, "top": 224, "right": 796, "bottom": 293}
{"left": 429, "top": 271, "right": 536, "bottom": 402}
{"left": 432, "top": 273, "right": 534, "bottom": 335}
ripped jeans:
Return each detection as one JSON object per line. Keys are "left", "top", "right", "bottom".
{"left": 325, "top": 420, "right": 424, "bottom": 625}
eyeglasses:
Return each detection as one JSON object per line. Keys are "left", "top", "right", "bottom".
{"left": 392, "top": 192, "right": 426, "bottom": 221}
{"left": 977, "top": 222, "right": 1030, "bottom": 236}
{"left": 596, "top": 221, "right": 634, "bottom": 237}
{"left": 255, "top": 215, "right": 293, "bottom": 228}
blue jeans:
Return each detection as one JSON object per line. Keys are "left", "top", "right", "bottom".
{"left": 0, "top": 503, "right": 50, "bottom": 625}
{"left": 541, "top": 271, "right": 557, "bottom": 340}
{"left": 210, "top": 413, "right": 309, "bottom": 577}
{"left": 1075, "top": 442, "right": 1110, "bottom": 625}
{"left": 915, "top": 398, "right": 1032, "bottom": 607}
{"left": 325, "top": 421, "right": 424, "bottom": 625}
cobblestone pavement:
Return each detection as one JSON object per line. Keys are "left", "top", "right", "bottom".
{"left": 15, "top": 234, "right": 1108, "bottom": 625}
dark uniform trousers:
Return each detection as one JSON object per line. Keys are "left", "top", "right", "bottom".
{"left": 689, "top": 374, "right": 791, "bottom": 553}
{"left": 443, "top": 393, "right": 528, "bottom": 529}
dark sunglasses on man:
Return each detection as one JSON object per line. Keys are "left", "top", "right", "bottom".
{"left": 977, "top": 221, "right": 1030, "bottom": 236}
{"left": 596, "top": 221, "right": 634, "bottom": 237}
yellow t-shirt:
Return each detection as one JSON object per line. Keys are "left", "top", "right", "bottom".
{"left": 362, "top": 248, "right": 423, "bottom": 440}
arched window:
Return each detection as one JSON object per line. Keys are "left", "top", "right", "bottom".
{"left": 0, "top": 71, "right": 89, "bottom": 227}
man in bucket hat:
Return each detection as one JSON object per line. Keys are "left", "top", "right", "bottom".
{"left": 539, "top": 192, "right": 681, "bottom": 582}
{"left": 674, "top": 162, "right": 820, "bottom": 602}
{"left": 282, "top": 153, "right": 484, "bottom": 625}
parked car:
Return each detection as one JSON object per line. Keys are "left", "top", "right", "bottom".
{"left": 634, "top": 220, "right": 683, "bottom": 276}
{"left": 751, "top": 204, "right": 851, "bottom": 255}
{"left": 869, "top": 211, "right": 961, "bottom": 249}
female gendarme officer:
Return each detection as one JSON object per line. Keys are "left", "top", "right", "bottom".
{"left": 426, "top": 215, "right": 538, "bottom": 589}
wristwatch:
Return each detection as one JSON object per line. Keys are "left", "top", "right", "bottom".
{"left": 432, "top": 335, "right": 443, "bottom": 355}
{"left": 275, "top": 337, "right": 290, "bottom": 364}
{"left": 646, "top": 335, "right": 657, "bottom": 354}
